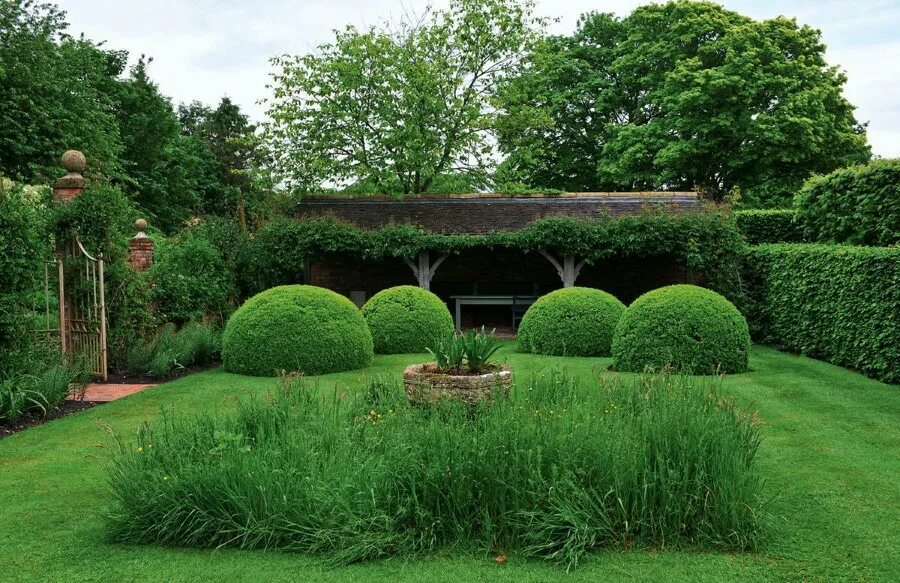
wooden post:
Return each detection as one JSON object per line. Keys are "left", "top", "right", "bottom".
{"left": 98, "top": 254, "right": 108, "bottom": 381}
{"left": 404, "top": 250, "right": 448, "bottom": 291}
{"left": 538, "top": 249, "right": 585, "bottom": 287}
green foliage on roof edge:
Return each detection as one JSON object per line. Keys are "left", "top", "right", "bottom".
{"left": 248, "top": 208, "right": 746, "bottom": 302}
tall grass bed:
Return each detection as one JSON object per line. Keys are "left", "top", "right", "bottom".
{"left": 105, "top": 372, "right": 766, "bottom": 569}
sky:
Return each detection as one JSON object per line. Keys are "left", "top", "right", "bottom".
{"left": 52, "top": 0, "right": 900, "bottom": 157}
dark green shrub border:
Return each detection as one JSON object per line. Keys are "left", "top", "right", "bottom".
{"left": 733, "top": 209, "right": 803, "bottom": 245}
{"left": 743, "top": 244, "right": 900, "bottom": 383}
{"left": 794, "top": 159, "right": 900, "bottom": 246}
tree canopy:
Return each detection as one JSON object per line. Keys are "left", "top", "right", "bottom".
{"left": 495, "top": 1, "right": 871, "bottom": 206}
{"left": 262, "top": 0, "right": 544, "bottom": 195}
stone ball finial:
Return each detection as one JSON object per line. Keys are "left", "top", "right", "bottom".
{"left": 134, "top": 218, "right": 148, "bottom": 232}
{"left": 60, "top": 150, "right": 86, "bottom": 173}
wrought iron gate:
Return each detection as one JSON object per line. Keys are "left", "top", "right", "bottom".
{"left": 35, "top": 237, "right": 108, "bottom": 380}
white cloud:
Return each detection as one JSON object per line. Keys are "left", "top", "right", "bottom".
{"left": 52, "top": 0, "right": 899, "bottom": 156}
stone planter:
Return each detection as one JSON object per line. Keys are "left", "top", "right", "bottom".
{"left": 403, "top": 363, "right": 512, "bottom": 406}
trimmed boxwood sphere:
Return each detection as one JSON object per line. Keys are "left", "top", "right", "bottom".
{"left": 362, "top": 285, "right": 454, "bottom": 354}
{"left": 222, "top": 285, "right": 373, "bottom": 376}
{"left": 612, "top": 284, "right": 750, "bottom": 374}
{"left": 518, "top": 287, "right": 627, "bottom": 357}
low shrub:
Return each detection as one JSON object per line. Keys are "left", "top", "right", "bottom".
{"left": 794, "top": 159, "right": 900, "bottom": 246}
{"left": 426, "top": 326, "right": 502, "bottom": 373}
{"left": 612, "top": 285, "right": 750, "bottom": 374}
{"left": 106, "top": 371, "right": 765, "bottom": 569}
{"left": 518, "top": 287, "right": 626, "bottom": 356}
{"left": 743, "top": 244, "right": 900, "bottom": 383}
{"left": 362, "top": 286, "right": 454, "bottom": 354}
{"left": 733, "top": 209, "right": 804, "bottom": 245}
{"left": 221, "top": 285, "right": 373, "bottom": 376}
{"left": 126, "top": 322, "right": 221, "bottom": 378}
{"left": 0, "top": 354, "right": 88, "bottom": 424}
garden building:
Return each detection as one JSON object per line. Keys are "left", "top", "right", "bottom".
{"left": 296, "top": 192, "right": 704, "bottom": 331}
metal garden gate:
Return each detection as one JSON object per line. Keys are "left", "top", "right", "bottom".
{"left": 35, "top": 237, "right": 108, "bottom": 380}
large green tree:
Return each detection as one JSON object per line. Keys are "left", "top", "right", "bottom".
{"left": 178, "top": 97, "right": 259, "bottom": 226}
{"left": 496, "top": 1, "right": 871, "bottom": 206}
{"left": 0, "top": 1, "right": 122, "bottom": 182}
{"left": 263, "top": 0, "right": 544, "bottom": 195}
{"left": 112, "top": 57, "right": 222, "bottom": 232}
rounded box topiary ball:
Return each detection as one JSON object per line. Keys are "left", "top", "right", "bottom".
{"left": 222, "top": 285, "right": 373, "bottom": 376}
{"left": 362, "top": 285, "right": 454, "bottom": 354}
{"left": 612, "top": 284, "right": 750, "bottom": 375}
{"left": 517, "top": 287, "right": 627, "bottom": 357}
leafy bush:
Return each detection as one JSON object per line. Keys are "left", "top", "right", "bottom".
{"left": 151, "top": 232, "right": 236, "bottom": 324}
{"left": 222, "top": 285, "right": 373, "bottom": 376}
{"left": 106, "top": 371, "right": 765, "bottom": 569}
{"left": 518, "top": 287, "right": 626, "bottom": 356}
{"left": 236, "top": 217, "right": 314, "bottom": 297}
{"left": 733, "top": 209, "right": 804, "bottom": 245}
{"left": 612, "top": 285, "right": 750, "bottom": 374}
{"left": 743, "top": 244, "right": 900, "bottom": 383}
{"left": 0, "top": 355, "right": 88, "bottom": 424}
{"left": 794, "top": 159, "right": 900, "bottom": 246}
{"left": 427, "top": 326, "right": 502, "bottom": 373}
{"left": 0, "top": 184, "right": 48, "bottom": 375}
{"left": 126, "top": 322, "right": 221, "bottom": 378}
{"left": 361, "top": 286, "right": 454, "bottom": 354}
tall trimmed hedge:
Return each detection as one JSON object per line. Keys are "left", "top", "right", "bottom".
{"left": 794, "top": 159, "right": 900, "bottom": 246}
{"left": 362, "top": 286, "right": 454, "bottom": 354}
{"left": 744, "top": 244, "right": 900, "bottom": 383}
{"left": 733, "top": 209, "right": 803, "bottom": 245}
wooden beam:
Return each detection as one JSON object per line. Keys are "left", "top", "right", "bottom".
{"left": 539, "top": 249, "right": 582, "bottom": 287}
{"left": 404, "top": 251, "right": 447, "bottom": 290}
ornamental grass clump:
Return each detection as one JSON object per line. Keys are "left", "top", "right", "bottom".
{"left": 517, "top": 287, "right": 626, "bottom": 356}
{"left": 221, "top": 285, "right": 373, "bottom": 376}
{"left": 362, "top": 286, "right": 454, "bottom": 354}
{"left": 105, "top": 370, "right": 766, "bottom": 570}
{"left": 613, "top": 285, "right": 750, "bottom": 375}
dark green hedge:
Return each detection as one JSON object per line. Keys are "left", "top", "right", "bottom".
{"left": 794, "top": 159, "right": 900, "bottom": 246}
{"left": 241, "top": 209, "right": 746, "bottom": 302}
{"left": 222, "top": 285, "right": 373, "bottom": 377}
{"left": 0, "top": 185, "right": 47, "bottom": 374}
{"left": 743, "top": 244, "right": 900, "bottom": 383}
{"left": 612, "top": 285, "right": 750, "bottom": 375}
{"left": 362, "top": 286, "right": 454, "bottom": 354}
{"left": 733, "top": 209, "right": 803, "bottom": 245}
{"left": 518, "top": 287, "right": 626, "bottom": 356}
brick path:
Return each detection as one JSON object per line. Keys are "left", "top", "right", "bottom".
{"left": 69, "top": 383, "right": 156, "bottom": 402}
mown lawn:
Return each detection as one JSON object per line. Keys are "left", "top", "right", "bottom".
{"left": 0, "top": 344, "right": 897, "bottom": 582}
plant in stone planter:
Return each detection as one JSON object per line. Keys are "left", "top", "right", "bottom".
{"left": 406, "top": 327, "right": 510, "bottom": 405}
{"left": 427, "top": 326, "right": 502, "bottom": 374}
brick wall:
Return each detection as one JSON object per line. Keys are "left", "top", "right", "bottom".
{"left": 296, "top": 192, "right": 699, "bottom": 234}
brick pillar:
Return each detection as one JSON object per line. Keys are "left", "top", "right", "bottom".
{"left": 129, "top": 219, "right": 154, "bottom": 271}
{"left": 52, "top": 150, "right": 86, "bottom": 204}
